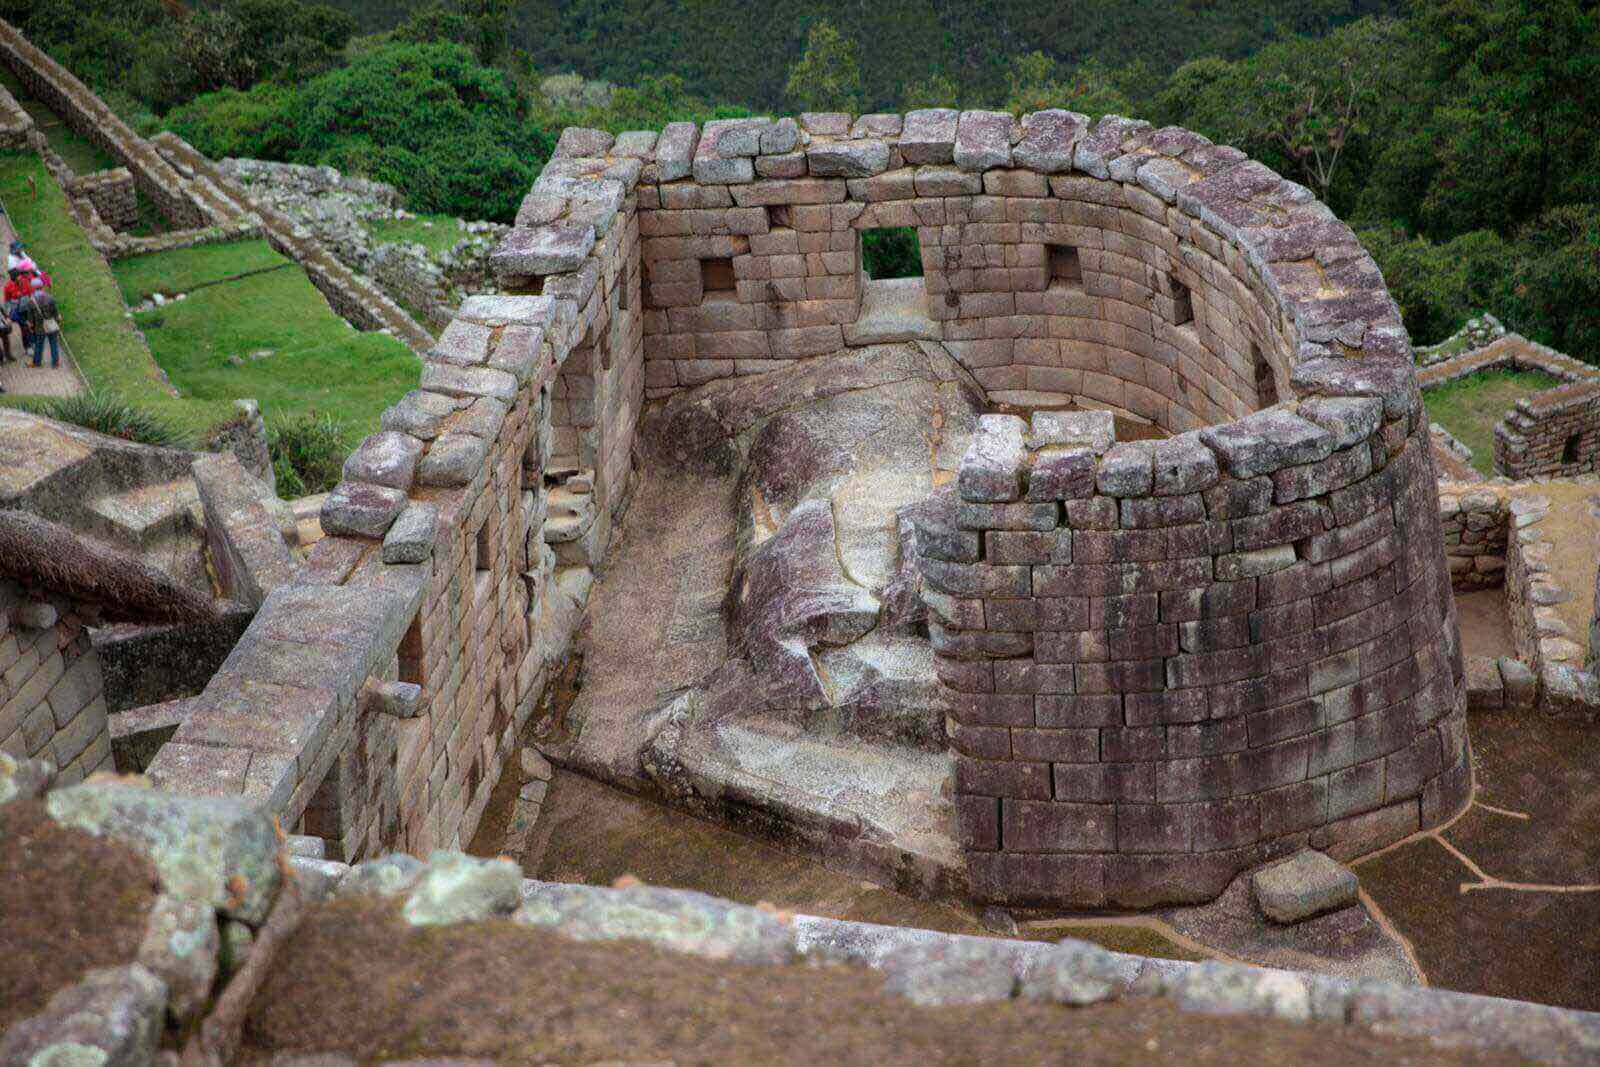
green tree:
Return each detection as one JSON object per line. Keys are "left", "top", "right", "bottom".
{"left": 901, "top": 73, "right": 959, "bottom": 111}
{"left": 785, "top": 19, "right": 861, "bottom": 113}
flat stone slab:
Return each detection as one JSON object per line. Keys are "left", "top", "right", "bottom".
{"left": 1252, "top": 850, "right": 1359, "bottom": 924}
{"left": 843, "top": 277, "right": 939, "bottom": 346}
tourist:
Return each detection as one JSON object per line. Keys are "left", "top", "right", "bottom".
{"left": 5, "top": 268, "right": 28, "bottom": 357}
{"left": 6, "top": 240, "right": 24, "bottom": 271}
{"left": 21, "top": 287, "right": 60, "bottom": 369}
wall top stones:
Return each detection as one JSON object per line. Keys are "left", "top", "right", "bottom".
{"left": 496, "top": 111, "right": 1419, "bottom": 424}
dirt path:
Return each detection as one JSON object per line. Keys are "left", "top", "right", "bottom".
{"left": 1513, "top": 481, "right": 1600, "bottom": 660}
{"left": 1455, "top": 588, "right": 1517, "bottom": 660}
{"left": 0, "top": 199, "right": 87, "bottom": 397}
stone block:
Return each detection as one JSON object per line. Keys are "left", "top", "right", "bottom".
{"left": 954, "top": 111, "right": 1015, "bottom": 172}
{"left": 491, "top": 224, "right": 595, "bottom": 277}
{"left": 807, "top": 140, "right": 891, "bottom": 178}
{"left": 341, "top": 431, "right": 422, "bottom": 492}
{"left": 900, "top": 108, "right": 959, "bottom": 164}
{"left": 959, "top": 414, "right": 1029, "bottom": 502}
{"left": 321, "top": 480, "right": 408, "bottom": 539}
{"left": 1096, "top": 441, "right": 1154, "bottom": 497}
{"left": 1201, "top": 409, "right": 1336, "bottom": 478}
{"left": 1251, "top": 849, "right": 1358, "bottom": 923}
{"left": 1012, "top": 109, "right": 1088, "bottom": 173}
{"left": 654, "top": 121, "right": 700, "bottom": 181}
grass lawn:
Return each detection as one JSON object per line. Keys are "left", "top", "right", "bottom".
{"left": 1424, "top": 367, "right": 1562, "bottom": 474}
{"left": 113, "top": 238, "right": 292, "bottom": 303}
{"left": 120, "top": 248, "right": 420, "bottom": 445}
{"left": 0, "top": 150, "right": 218, "bottom": 432}
{"left": 367, "top": 214, "right": 463, "bottom": 257}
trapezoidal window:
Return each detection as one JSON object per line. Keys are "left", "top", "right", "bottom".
{"left": 1563, "top": 433, "right": 1582, "bottom": 464}
{"left": 860, "top": 228, "right": 923, "bottom": 280}
{"left": 1048, "top": 245, "right": 1082, "bottom": 289}
{"left": 700, "top": 257, "right": 737, "bottom": 301}
{"left": 1170, "top": 276, "right": 1194, "bottom": 326}
{"left": 1253, "top": 343, "right": 1279, "bottom": 408}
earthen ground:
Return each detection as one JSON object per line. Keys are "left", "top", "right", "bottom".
{"left": 1455, "top": 588, "right": 1517, "bottom": 660}
{"left": 1512, "top": 481, "right": 1600, "bottom": 656}
{"left": 473, "top": 766, "right": 1205, "bottom": 963}
{"left": 1355, "top": 710, "right": 1600, "bottom": 1010}
{"left": 0, "top": 798, "right": 160, "bottom": 1030}
{"left": 240, "top": 897, "right": 1524, "bottom": 1067}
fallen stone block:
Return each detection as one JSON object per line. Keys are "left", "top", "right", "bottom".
{"left": 1251, "top": 849, "right": 1358, "bottom": 924}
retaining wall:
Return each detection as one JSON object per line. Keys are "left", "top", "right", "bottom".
{"left": 0, "top": 18, "right": 220, "bottom": 229}
{"left": 0, "top": 581, "right": 112, "bottom": 782}
{"left": 153, "top": 133, "right": 437, "bottom": 355}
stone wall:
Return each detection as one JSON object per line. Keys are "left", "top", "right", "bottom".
{"left": 1494, "top": 380, "right": 1600, "bottom": 479}
{"left": 0, "top": 581, "right": 112, "bottom": 782}
{"left": 0, "top": 19, "right": 227, "bottom": 229}
{"left": 0, "top": 76, "right": 33, "bottom": 147}
{"left": 143, "top": 157, "right": 644, "bottom": 860}
{"left": 66, "top": 167, "right": 137, "bottom": 231}
{"left": 1436, "top": 483, "right": 1509, "bottom": 591}
{"left": 475, "top": 112, "right": 1466, "bottom": 908}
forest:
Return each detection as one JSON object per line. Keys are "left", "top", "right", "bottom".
{"left": 0, "top": 0, "right": 1593, "bottom": 358}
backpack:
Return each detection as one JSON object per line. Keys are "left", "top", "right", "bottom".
{"left": 25, "top": 290, "right": 58, "bottom": 333}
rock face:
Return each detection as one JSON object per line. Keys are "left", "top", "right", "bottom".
{"left": 662, "top": 341, "right": 983, "bottom": 751}
{"left": 560, "top": 342, "right": 981, "bottom": 894}
{"left": 1252, "top": 850, "right": 1360, "bottom": 924}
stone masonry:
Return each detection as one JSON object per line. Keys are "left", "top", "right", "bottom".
{"left": 141, "top": 109, "right": 1464, "bottom": 907}
{"left": 0, "top": 580, "right": 113, "bottom": 783}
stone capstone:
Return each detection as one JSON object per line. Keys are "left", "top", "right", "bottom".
{"left": 339, "top": 853, "right": 428, "bottom": 899}
{"left": 44, "top": 781, "right": 282, "bottom": 923}
{"left": 401, "top": 851, "right": 523, "bottom": 925}
{"left": 1018, "top": 938, "right": 1135, "bottom": 1005}
{"left": 319, "top": 481, "right": 408, "bottom": 540}
{"left": 516, "top": 881, "right": 797, "bottom": 964}
{"left": 382, "top": 502, "right": 440, "bottom": 564}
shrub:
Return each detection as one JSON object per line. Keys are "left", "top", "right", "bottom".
{"left": 27, "top": 391, "right": 192, "bottom": 448}
{"left": 267, "top": 411, "right": 349, "bottom": 497}
{"left": 862, "top": 228, "right": 923, "bottom": 279}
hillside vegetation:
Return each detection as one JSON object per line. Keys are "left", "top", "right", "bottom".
{"left": 0, "top": 0, "right": 1592, "bottom": 362}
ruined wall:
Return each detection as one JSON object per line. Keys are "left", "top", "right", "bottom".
{"left": 65, "top": 168, "right": 137, "bottom": 231}
{"left": 0, "top": 19, "right": 220, "bottom": 229}
{"left": 1494, "top": 381, "right": 1600, "bottom": 480}
{"left": 0, "top": 582, "right": 112, "bottom": 782}
{"left": 143, "top": 157, "right": 644, "bottom": 860}
{"left": 1437, "top": 483, "right": 1509, "bottom": 591}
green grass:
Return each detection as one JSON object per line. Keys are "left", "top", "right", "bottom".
{"left": 367, "top": 214, "right": 463, "bottom": 257}
{"left": 0, "top": 68, "right": 117, "bottom": 175}
{"left": 121, "top": 252, "right": 420, "bottom": 446}
{"left": 112, "top": 238, "right": 291, "bottom": 303}
{"left": 1424, "top": 368, "right": 1563, "bottom": 474}
{"left": 0, "top": 150, "right": 218, "bottom": 429}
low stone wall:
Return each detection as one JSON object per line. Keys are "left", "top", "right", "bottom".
{"left": 1504, "top": 494, "right": 1584, "bottom": 671}
{"left": 190, "top": 451, "right": 297, "bottom": 610}
{"left": 143, "top": 153, "right": 645, "bottom": 860}
{"left": 0, "top": 76, "right": 33, "bottom": 147}
{"left": 1436, "top": 482, "right": 1508, "bottom": 591}
{"left": 0, "top": 581, "right": 112, "bottom": 782}
{"left": 1415, "top": 333, "right": 1596, "bottom": 390}
{"left": 66, "top": 167, "right": 137, "bottom": 231}
{"left": 153, "top": 133, "right": 436, "bottom": 355}
{"left": 0, "top": 19, "right": 224, "bottom": 229}
{"left": 1495, "top": 380, "right": 1600, "bottom": 479}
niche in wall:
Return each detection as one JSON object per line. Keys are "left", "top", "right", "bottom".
{"left": 1048, "top": 245, "right": 1082, "bottom": 289}
{"left": 700, "top": 257, "right": 737, "bottom": 301}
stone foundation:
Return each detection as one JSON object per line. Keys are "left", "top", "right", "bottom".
{"left": 0, "top": 581, "right": 112, "bottom": 782}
